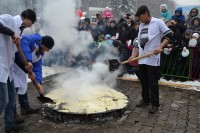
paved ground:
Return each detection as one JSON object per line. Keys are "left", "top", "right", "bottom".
{"left": 1, "top": 74, "right": 200, "bottom": 133}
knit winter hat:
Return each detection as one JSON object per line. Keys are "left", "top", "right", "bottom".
{"left": 41, "top": 36, "right": 54, "bottom": 49}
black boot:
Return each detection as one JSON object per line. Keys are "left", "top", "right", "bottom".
{"left": 14, "top": 113, "right": 24, "bottom": 124}
{"left": 136, "top": 100, "right": 150, "bottom": 107}
{"left": 149, "top": 106, "right": 159, "bottom": 114}
{"left": 21, "top": 107, "right": 39, "bottom": 115}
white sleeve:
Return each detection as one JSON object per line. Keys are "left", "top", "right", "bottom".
{"left": 158, "top": 19, "right": 170, "bottom": 35}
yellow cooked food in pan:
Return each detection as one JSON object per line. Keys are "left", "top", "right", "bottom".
{"left": 44, "top": 85, "right": 128, "bottom": 114}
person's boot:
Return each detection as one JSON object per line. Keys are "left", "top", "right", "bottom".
{"left": 14, "top": 113, "right": 24, "bottom": 124}
{"left": 136, "top": 100, "right": 150, "bottom": 107}
{"left": 149, "top": 106, "right": 159, "bottom": 114}
{"left": 5, "top": 125, "right": 25, "bottom": 133}
{"left": 21, "top": 107, "right": 39, "bottom": 115}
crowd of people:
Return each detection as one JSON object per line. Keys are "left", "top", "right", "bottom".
{"left": 76, "top": 4, "right": 200, "bottom": 81}
{"left": 0, "top": 3, "right": 200, "bottom": 132}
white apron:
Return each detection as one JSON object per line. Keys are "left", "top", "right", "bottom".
{"left": 12, "top": 49, "right": 42, "bottom": 94}
{"left": 12, "top": 63, "right": 27, "bottom": 94}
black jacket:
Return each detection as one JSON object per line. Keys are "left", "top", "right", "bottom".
{"left": 0, "top": 22, "right": 15, "bottom": 36}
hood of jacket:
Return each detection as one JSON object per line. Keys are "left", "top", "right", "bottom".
{"left": 189, "top": 16, "right": 200, "bottom": 26}
{"left": 160, "top": 4, "right": 168, "bottom": 11}
{"left": 175, "top": 7, "right": 183, "bottom": 15}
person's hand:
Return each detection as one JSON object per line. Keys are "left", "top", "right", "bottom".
{"left": 167, "top": 44, "right": 173, "bottom": 47}
{"left": 170, "top": 20, "right": 177, "bottom": 25}
{"left": 128, "top": 55, "right": 137, "bottom": 62}
{"left": 28, "top": 72, "right": 36, "bottom": 81}
{"left": 36, "top": 83, "right": 44, "bottom": 94}
{"left": 154, "top": 46, "right": 163, "bottom": 55}
{"left": 183, "top": 47, "right": 187, "bottom": 51}
{"left": 129, "top": 55, "right": 135, "bottom": 59}
{"left": 11, "top": 34, "right": 20, "bottom": 44}
{"left": 25, "top": 62, "right": 33, "bottom": 72}
{"left": 168, "top": 48, "right": 173, "bottom": 52}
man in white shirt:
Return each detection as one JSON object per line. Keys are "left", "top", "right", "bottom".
{"left": 130, "top": 5, "right": 172, "bottom": 114}
{"left": 0, "top": 9, "right": 36, "bottom": 133}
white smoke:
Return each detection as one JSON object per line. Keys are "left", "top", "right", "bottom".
{"left": 39, "top": 0, "right": 121, "bottom": 99}
{"left": 41, "top": 0, "right": 91, "bottom": 53}
{"left": 0, "top": 0, "right": 25, "bottom": 15}
{"left": 40, "top": 0, "right": 95, "bottom": 65}
{"left": 53, "top": 62, "right": 119, "bottom": 100}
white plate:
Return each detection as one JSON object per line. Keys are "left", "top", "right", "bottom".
{"left": 181, "top": 49, "right": 189, "bottom": 57}
{"left": 189, "top": 39, "right": 197, "bottom": 47}
{"left": 163, "top": 48, "right": 170, "bottom": 55}
{"left": 115, "top": 33, "right": 119, "bottom": 39}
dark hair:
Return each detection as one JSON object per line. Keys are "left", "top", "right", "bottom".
{"left": 126, "top": 13, "right": 131, "bottom": 19}
{"left": 21, "top": 9, "right": 36, "bottom": 23}
{"left": 189, "top": 8, "right": 199, "bottom": 16}
{"left": 134, "top": 22, "right": 140, "bottom": 26}
{"left": 84, "top": 18, "right": 90, "bottom": 24}
{"left": 113, "top": 40, "right": 122, "bottom": 47}
{"left": 135, "top": 5, "right": 150, "bottom": 16}
{"left": 111, "top": 19, "right": 116, "bottom": 25}
{"left": 42, "top": 36, "right": 55, "bottom": 49}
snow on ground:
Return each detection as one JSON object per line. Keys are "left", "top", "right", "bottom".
{"left": 42, "top": 66, "right": 69, "bottom": 77}
{"left": 28, "top": 66, "right": 200, "bottom": 91}
{"left": 159, "top": 77, "right": 200, "bottom": 87}
{"left": 27, "top": 66, "right": 70, "bottom": 82}
{"left": 122, "top": 73, "right": 200, "bottom": 90}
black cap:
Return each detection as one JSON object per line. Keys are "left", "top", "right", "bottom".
{"left": 135, "top": 5, "right": 149, "bottom": 16}
{"left": 126, "top": 13, "right": 131, "bottom": 19}
{"left": 42, "top": 36, "right": 54, "bottom": 49}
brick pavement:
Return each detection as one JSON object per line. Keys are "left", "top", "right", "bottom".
{"left": 0, "top": 75, "right": 200, "bottom": 133}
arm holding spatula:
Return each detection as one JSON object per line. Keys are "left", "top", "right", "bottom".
{"left": 13, "top": 33, "right": 55, "bottom": 104}
{"left": 128, "top": 38, "right": 169, "bottom": 61}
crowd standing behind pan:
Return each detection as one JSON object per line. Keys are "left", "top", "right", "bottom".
{"left": 75, "top": 5, "right": 200, "bottom": 82}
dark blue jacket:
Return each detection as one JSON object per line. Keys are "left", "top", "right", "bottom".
{"left": 171, "top": 7, "right": 185, "bottom": 24}
{"left": 16, "top": 33, "right": 43, "bottom": 83}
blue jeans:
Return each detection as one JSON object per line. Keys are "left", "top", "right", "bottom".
{"left": 0, "top": 81, "right": 9, "bottom": 114}
{"left": 0, "top": 78, "right": 16, "bottom": 130}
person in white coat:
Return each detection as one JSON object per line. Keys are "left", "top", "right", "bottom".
{"left": 0, "top": 14, "right": 22, "bottom": 133}
{"left": 0, "top": 9, "right": 36, "bottom": 133}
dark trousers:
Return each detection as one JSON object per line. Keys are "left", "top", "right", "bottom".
{"left": 18, "top": 93, "right": 30, "bottom": 109}
{"left": 138, "top": 64, "right": 160, "bottom": 107}
{"left": 14, "top": 88, "right": 30, "bottom": 114}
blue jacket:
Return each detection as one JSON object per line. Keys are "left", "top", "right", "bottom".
{"left": 160, "top": 4, "right": 171, "bottom": 21}
{"left": 16, "top": 33, "right": 43, "bottom": 83}
{"left": 171, "top": 7, "right": 185, "bottom": 24}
